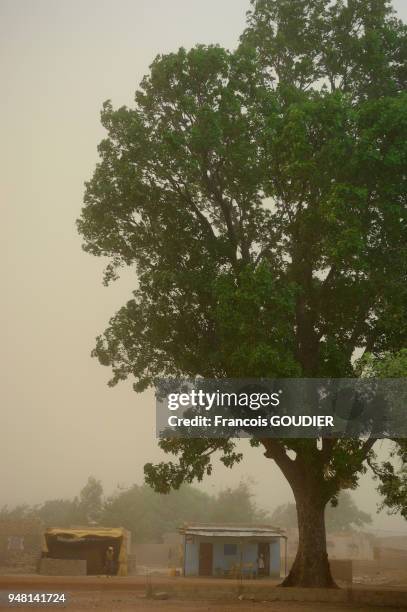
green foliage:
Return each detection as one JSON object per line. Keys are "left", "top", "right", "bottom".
{"left": 76, "top": 0, "right": 407, "bottom": 554}
{"left": 144, "top": 438, "right": 244, "bottom": 494}
{"left": 1, "top": 477, "right": 103, "bottom": 529}
{"left": 78, "top": 476, "right": 103, "bottom": 524}
{"left": 102, "top": 480, "right": 268, "bottom": 542}
{"left": 101, "top": 483, "right": 210, "bottom": 542}
{"left": 0, "top": 479, "right": 268, "bottom": 544}
{"left": 271, "top": 491, "right": 371, "bottom": 531}
{"left": 36, "top": 499, "right": 82, "bottom": 528}
{"left": 374, "top": 441, "right": 407, "bottom": 520}
{"left": 356, "top": 350, "right": 407, "bottom": 520}
{"left": 271, "top": 502, "right": 298, "bottom": 528}
{"left": 243, "top": 0, "right": 407, "bottom": 99}
{"left": 31, "top": 477, "right": 103, "bottom": 528}
{"left": 357, "top": 349, "right": 407, "bottom": 378}
{"left": 0, "top": 505, "right": 36, "bottom": 521}
{"left": 207, "top": 480, "right": 270, "bottom": 524}
{"left": 78, "top": 7, "right": 407, "bottom": 384}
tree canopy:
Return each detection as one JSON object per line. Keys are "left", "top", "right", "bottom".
{"left": 77, "top": 0, "right": 407, "bottom": 587}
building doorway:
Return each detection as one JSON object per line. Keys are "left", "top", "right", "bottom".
{"left": 258, "top": 542, "right": 270, "bottom": 576}
{"left": 199, "top": 542, "right": 213, "bottom": 576}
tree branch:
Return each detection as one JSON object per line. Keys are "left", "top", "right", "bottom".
{"left": 260, "top": 439, "right": 298, "bottom": 483}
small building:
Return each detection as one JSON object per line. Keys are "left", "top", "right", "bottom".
{"left": 0, "top": 519, "right": 43, "bottom": 558}
{"left": 0, "top": 519, "right": 43, "bottom": 573}
{"left": 179, "top": 523, "right": 287, "bottom": 578}
{"left": 134, "top": 531, "right": 183, "bottom": 570}
{"left": 42, "top": 527, "right": 130, "bottom": 576}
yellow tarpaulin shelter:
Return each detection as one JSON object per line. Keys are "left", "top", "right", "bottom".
{"left": 43, "top": 527, "right": 129, "bottom": 576}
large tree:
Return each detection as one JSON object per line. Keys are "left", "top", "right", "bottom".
{"left": 77, "top": 0, "right": 407, "bottom": 587}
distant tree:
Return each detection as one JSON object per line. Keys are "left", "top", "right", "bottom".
{"left": 0, "top": 478, "right": 103, "bottom": 529}
{"left": 270, "top": 503, "right": 298, "bottom": 529}
{"left": 209, "top": 481, "right": 270, "bottom": 524}
{"left": 102, "top": 484, "right": 212, "bottom": 542}
{"left": 36, "top": 499, "right": 81, "bottom": 528}
{"left": 78, "top": 476, "right": 103, "bottom": 524}
{"left": 272, "top": 492, "right": 372, "bottom": 531}
{"left": 0, "top": 505, "right": 35, "bottom": 521}
{"left": 102, "top": 484, "right": 162, "bottom": 542}
{"left": 101, "top": 481, "right": 266, "bottom": 542}
{"left": 155, "top": 483, "right": 212, "bottom": 533}
{"left": 326, "top": 492, "right": 372, "bottom": 532}
{"left": 1, "top": 480, "right": 268, "bottom": 543}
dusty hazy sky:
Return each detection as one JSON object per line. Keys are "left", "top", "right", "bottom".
{"left": 1, "top": 0, "right": 406, "bottom": 533}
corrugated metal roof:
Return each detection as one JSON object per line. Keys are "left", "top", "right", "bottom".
{"left": 179, "top": 523, "right": 286, "bottom": 538}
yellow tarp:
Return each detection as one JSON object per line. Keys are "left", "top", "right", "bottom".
{"left": 44, "top": 527, "right": 125, "bottom": 540}
{"left": 43, "top": 527, "right": 128, "bottom": 576}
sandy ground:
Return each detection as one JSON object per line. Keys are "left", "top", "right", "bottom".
{"left": 1, "top": 594, "right": 407, "bottom": 611}
{"left": 1, "top": 592, "right": 406, "bottom": 611}
{"left": 1, "top": 576, "right": 406, "bottom": 611}
{"left": 71, "top": 594, "right": 407, "bottom": 611}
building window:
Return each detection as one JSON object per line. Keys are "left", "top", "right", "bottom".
{"left": 224, "top": 543, "right": 237, "bottom": 556}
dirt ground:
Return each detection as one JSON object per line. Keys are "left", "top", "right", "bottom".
{"left": 2, "top": 593, "right": 407, "bottom": 612}
{"left": 1, "top": 594, "right": 406, "bottom": 611}
{"left": 1, "top": 576, "right": 406, "bottom": 611}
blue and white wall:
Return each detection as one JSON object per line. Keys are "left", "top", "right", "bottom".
{"left": 184, "top": 537, "right": 281, "bottom": 577}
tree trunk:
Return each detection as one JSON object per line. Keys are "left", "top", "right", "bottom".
{"left": 281, "top": 489, "right": 337, "bottom": 588}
